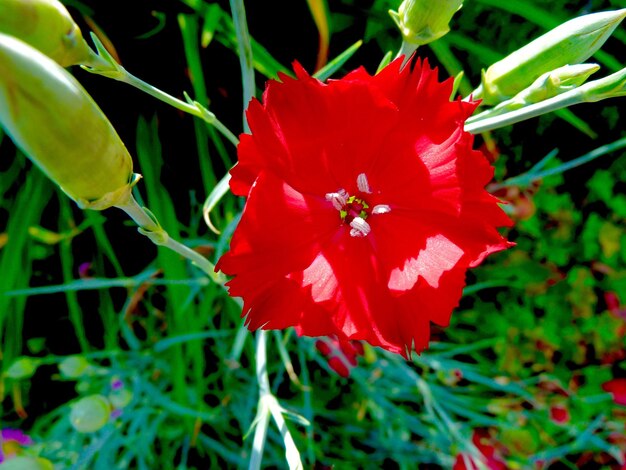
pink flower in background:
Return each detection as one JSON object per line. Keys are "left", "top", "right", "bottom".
{"left": 217, "top": 58, "right": 512, "bottom": 356}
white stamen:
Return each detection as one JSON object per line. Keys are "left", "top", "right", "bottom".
{"left": 356, "top": 173, "right": 372, "bottom": 194}
{"left": 372, "top": 204, "right": 391, "bottom": 215}
{"left": 349, "top": 217, "right": 371, "bottom": 237}
{"left": 325, "top": 189, "right": 348, "bottom": 210}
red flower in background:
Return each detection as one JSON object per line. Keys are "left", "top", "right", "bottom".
{"left": 316, "top": 337, "right": 364, "bottom": 378}
{"left": 453, "top": 429, "right": 507, "bottom": 470}
{"left": 603, "top": 378, "right": 626, "bottom": 406}
{"left": 217, "top": 58, "right": 512, "bottom": 356}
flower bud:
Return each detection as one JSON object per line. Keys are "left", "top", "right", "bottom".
{"left": 69, "top": 395, "right": 111, "bottom": 433}
{"left": 580, "top": 66, "right": 626, "bottom": 102}
{"left": 0, "top": 33, "right": 137, "bottom": 210}
{"left": 479, "top": 9, "right": 626, "bottom": 105}
{"left": 58, "top": 356, "right": 91, "bottom": 378}
{"left": 4, "top": 357, "right": 39, "bottom": 380}
{"left": 0, "top": 457, "right": 54, "bottom": 470}
{"left": 484, "top": 64, "right": 599, "bottom": 117}
{"left": 390, "top": 0, "right": 463, "bottom": 46}
{"left": 0, "top": 0, "right": 93, "bottom": 67}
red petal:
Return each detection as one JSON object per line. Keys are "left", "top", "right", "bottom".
{"left": 217, "top": 171, "right": 338, "bottom": 328}
{"left": 327, "top": 356, "right": 350, "bottom": 378}
{"left": 231, "top": 63, "right": 400, "bottom": 197}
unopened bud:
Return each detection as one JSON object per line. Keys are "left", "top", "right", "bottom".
{"left": 0, "top": 457, "right": 54, "bottom": 470}
{"left": 479, "top": 9, "right": 626, "bottom": 105}
{"left": 70, "top": 395, "right": 111, "bottom": 433}
{"left": 0, "top": 0, "right": 93, "bottom": 67}
{"left": 580, "top": 66, "right": 626, "bottom": 102}
{"left": 485, "top": 64, "right": 599, "bottom": 117}
{"left": 59, "top": 356, "right": 91, "bottom": 378}
{"left": 4, "top": 357, "right": 39, "bottom": 380}
{"left": 0, "top": 33, "right": 137, "bottom": 210}
{"left": 390, "top": 0, "right": 463, "bottom": 46}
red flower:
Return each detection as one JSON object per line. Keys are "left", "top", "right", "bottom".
{"left": 453, "top": 429, "right": 507, "bottom": 470}
{"left": 217, "top": 58, "right": 512, "bottom": 356}
{"left": 316, "top": 337, "right": 364, "bottom": 378}
{"left": 549, "top": 404, "right": 570, "bottom": 424}
{"left": 603, "top": 378, "right": 626, "bottom": 406}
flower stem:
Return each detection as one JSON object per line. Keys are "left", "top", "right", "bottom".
{"left": 465, "top": 90, "right": 583, "bottom": 134}
{"left": 82, "top": 34, "right": 239, "bottom": 146}
{"left": 115, "top": 195, "right": 223, "bottom": 284}
{"left": 251, "top": 331, "right": 303, "bottom": 470}
{"left": 396, "top": 40, "right": 418, "bottom": 63}
{"left": 119, "top": 70, "right": 240, "bottom": 146}
{"left": 229, "top": 0, "right": 256, "bottom": 132}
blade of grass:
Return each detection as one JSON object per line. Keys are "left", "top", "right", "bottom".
{"left": 0, "top": 167, "right": 50, "bottom": 370}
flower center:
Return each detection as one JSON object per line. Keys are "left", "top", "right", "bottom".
{"left": 325, "top": 173, "right": 391, "bottom": 238}
{"left": 341, "top": 196, "right": 369, "bottom": 223}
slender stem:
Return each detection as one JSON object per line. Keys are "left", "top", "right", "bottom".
{"left": 248, "top": 330, "right": 270, "bottom": 470}
{"left": 120, "top": 70, "right": 240, "bottom": 146}
{"left": 161, "top": 237, "right": 220, "bottom": 282}
{"left": 229, "top": 0, "right": 255, "bottom": 132}
{"left": 116, "top": 194, "right": 159, "bottom": 231}
{"left": 491, "top": 136, "right": 626, "bottom": 190}
{"left": 249, "top": 399, "right": 270, "bottom": 470}
{"left": 256, "top": 330, "right": 270, "bottom": 395}
{"left": 465, "top": 87, "right": 584, "bottom": 134}
{"left": 121, "top": 72, "right": 202, "bottom": 117}
{"left": 116, "top": 195, "right": 223, "bottom": 283}
{"left": 396, "top": 40, "right": 418, "bottom": 61}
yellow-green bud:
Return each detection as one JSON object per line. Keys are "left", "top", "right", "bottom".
{"left": 69, "top": 395, "right": 111, "bottom": 433}
{"left": 4, "top": 357, "right": 39, "bottom": 380}
{"left": 390, "top": 0, "right": 463, "bottom": 46}
{"left": 59, "top": 356, "right": 91, "bottom": 378}
{"left": 580, "top": 66, "right": 626, "bottom": 102}
{"left": 0, "top": 457, "right": 55, "bottom": 470}
{"left": 0, "top": 33, "right": 137, "bottom": 210}
{"left": 479, "top": 9, "right": 626, "bottom": 105}
{"left": 0, "top": 0, "right": 93, "bottom": 67}
{"left": 487, "top": 64, "right": 599, "bottom": 116}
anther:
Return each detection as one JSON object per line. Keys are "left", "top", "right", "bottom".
{"left": 356, "top": 173, "right": 372, "bottom": 194}
{"left": 325, "top": 189, "right": 348, "bottom": 210}
{"left": 349, "top": 217, "right": 371, "bottom": 237}
{"left": 372, "top": 204, "right": 391, "bottom": 215}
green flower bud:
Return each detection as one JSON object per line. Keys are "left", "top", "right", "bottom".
{"left": 484, "top": 63, "right": 599, "bottom": 117}
{"left": 0, "top": 33, "right": 138, "bottom": 210}
{"left": 70, "top": 395, "right": 111, "bottom": 433}
{"left": 58, "top": 356, "right": 91, "bottom": 378}
{"left": 0, "top": 457, "right": 54, "bottom": 470}
{"left": 4, "top": 357, "right": 39, "bottom": 380}
{"left": 390, "top": 0, "right": 463, "bottom": 46}
{"left": 0, "top": 0, "right": 93, "bottom": 67}
{"left": 479, "top": 9, "right": 626, "bottom": 105}
{"left": 580, "top": 66, "right": 626, "bottom": 102}
{"left": 109, "top": 388, "right": 133, "bottom": 409}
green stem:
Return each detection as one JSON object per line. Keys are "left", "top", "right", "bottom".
{"left": 115, "top": 195, "right": 224, "bottom": 284}
{"left": 396, "top": 40, "right": 418, "bottom": 62}
{"left": 120, "top": 70, "right": 240, "bottom": 145}
{"left": 82, "top": 35, "right": 240, "bottom": 146}
{"left": 465, "top": 89, "right": 584, "bottom": 134}
{"left": 249, "top": 330, "right": 270, "bottom": 470}
{"left": 229, "top": 0, "right": 256, "bottom": 132}
{"left": 491, "top": 136, "right": 626, "bottom": 190}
